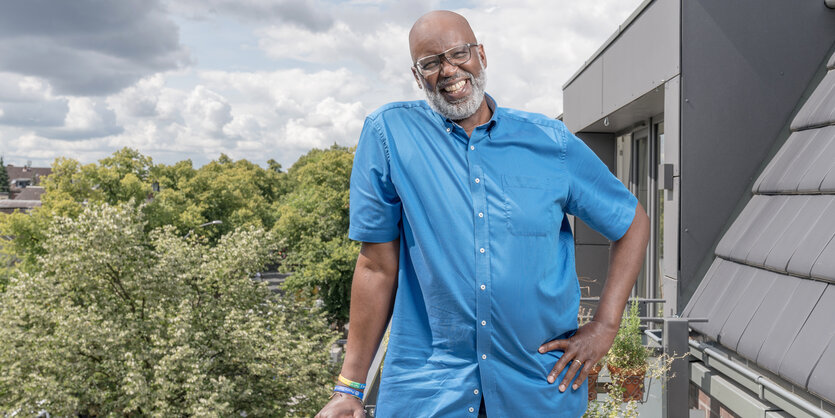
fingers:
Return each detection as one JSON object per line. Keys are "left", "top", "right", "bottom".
{"left": 550, "top": 357, "right": 584, "bottom": 392}
{"left": 538, "top": 338, "right": 569, "bottom": 354}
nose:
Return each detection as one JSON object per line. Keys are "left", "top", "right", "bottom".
{"left": 439, "top": 58, "right": 459, "bottom": 77}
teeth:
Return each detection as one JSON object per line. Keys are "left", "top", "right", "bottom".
{"left": 444, "top": 80, "right": 466, "bottom": 92}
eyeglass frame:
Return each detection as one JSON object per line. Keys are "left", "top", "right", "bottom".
{"left": 413, "top": 43, "right": 481, "bottom": 77}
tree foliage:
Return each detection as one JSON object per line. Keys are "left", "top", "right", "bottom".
{"left": 0, "top": 148, "right": 288, "bottom": 273}
{"left": 273, "top": 145, "right": 359, "bottom": 324}
{"left": 0, "top": 203, "right": 337, "bottom": 416}
{"left": 0, "top": 156, "right": 9, "bottom": 193}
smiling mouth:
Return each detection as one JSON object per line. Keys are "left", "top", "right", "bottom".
{"left": 443, "top": 79, "right": 467, "bottom": 93}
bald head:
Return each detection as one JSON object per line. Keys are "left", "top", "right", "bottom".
{"left": 409, "top": 11, "right": 477, "bottom": 62}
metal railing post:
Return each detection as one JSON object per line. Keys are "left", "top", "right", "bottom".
{"left": 662, "top": 318, "right": 691, "bottom": 418}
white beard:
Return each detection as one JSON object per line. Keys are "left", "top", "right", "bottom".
{"left": 423, "top": 62, "right": 487, "bottom": 121}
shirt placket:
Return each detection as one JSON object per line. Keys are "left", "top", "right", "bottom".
{"left": 464, "top": 127, "right": 492, "bottom": 415}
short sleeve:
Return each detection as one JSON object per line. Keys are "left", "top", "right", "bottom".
{"left": 348, "top": 117, "right": 402, "bottom": 243}
{"left": 563, "top": 127, "right": 638, "bottom": 241}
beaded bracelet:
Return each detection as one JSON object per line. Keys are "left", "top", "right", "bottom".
{"left": 333, "top": 384, "right": 364, "bottom": 401}
{"left": 338, "top": 374, "right": 367, "bottom": 390}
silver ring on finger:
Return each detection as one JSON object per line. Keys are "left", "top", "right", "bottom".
{"left": 573, "top": 359, "right": 583, "bottom": 366}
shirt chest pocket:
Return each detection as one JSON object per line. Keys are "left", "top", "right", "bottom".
{"left": 502, "top": 175, "right": 566, "bottom": 237}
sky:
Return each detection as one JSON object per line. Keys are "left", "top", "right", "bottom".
{"left": 0, "top": 0, "right": 644, "bottom": 170}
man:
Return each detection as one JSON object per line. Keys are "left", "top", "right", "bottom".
{"left": 316, "top": 10, "right": 649, "bottom": 418}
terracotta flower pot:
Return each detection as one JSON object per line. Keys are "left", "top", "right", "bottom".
{"left": 606, "top": 364, "right": 647, "bottom": 402}
{"left": 586, "top": 363, "right": 603, "bottom": 401}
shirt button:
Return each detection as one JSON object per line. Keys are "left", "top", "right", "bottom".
{"left": 482, "top": 354, "right": 487, "bottom": 360}
{"left": 474, "top": 177, "right": 480, "bottom": 184}
{"left": 470, "top": 145, "right": 475, "bottom": 150}
{"left": 478, "top": 212, "right": 483, "bottom": 218}
{"left": 469, "top": 407, "right": 474, "bottom": 413}
{"left": 479, "top": 248, "right": 485, "bottom": 253}
{"left": 480, "top": 284, "right": 486, "bottom": 290}
{"left": 481, "top": 320, "right": 486, "bottom": 326}
{"left": 474, "top": 389, "right": 479, "bottom": 395}
{"left": 446, "top": 127, "right": 451, "bottom": 133}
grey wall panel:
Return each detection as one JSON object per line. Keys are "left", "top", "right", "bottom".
{"left": 775, "top": 130, "right": 831, "bottom": 191}
{"left": 779, "top": 285, "right": 835, "bottom": 391}
{"left": 562, "top": 0, "right": 680, "bottom": 132}
{"left": 682, "top": 258, "right": 723, "bottom": 318}
{"left": 757, "top": 131, "right": 814, "bottom": 192}
{"left": 729, "top": 196, "right": 790, "bottom": 262}
{"left": 574, "top": 133, "right": 617, "bottom": 245}
{"left": 786, "top": 212, "right": 835, "bottom": 277}
{"left": 746, "top": 196, "right": 810, "bottom": 267}
{"left": 563, "top": 59, "right": 603, "bottom": 133}
{"left": 807, "top": 337, "right": 835, "bottom": 405}
{"left": 810, "top": 231, "right": 835, "bottom": 283}
{"left": 797, "top": 126, "right": 835, "bottom": 192}
{"left": 717, "top": 268, "right": 779, "bottom": 351}
{"left": 764, "top": 196, "right": 835, "bottom": 272}
{"left": 791, "top": 70, "right": 835, "bottom": 131}
{"left": 679, "top": 0, "right": 835, "bottom": 307}
{"left": 756, "top": 279, "right": 827, "bottom": 373}
{"left": 735, "top": 273, "right": 798, "bottom": 362}
{"left": 600, "top": 0, "right": 679, "bottom": 117}
{"left": 688, "top": 260, "right": 741, "bottom": 336}
{"left": 699, "top": 265, "right": 756, "bottom": 339}
{"left": 715, "top": 196, "right": 769, "bottom": 258}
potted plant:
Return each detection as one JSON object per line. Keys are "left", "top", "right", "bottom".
{"left": 605, "top": 300, "right": 648, "bottom": 402}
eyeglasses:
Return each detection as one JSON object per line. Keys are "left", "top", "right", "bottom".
{"left": 413, "top": 43, "right": 479, "bottom": 76}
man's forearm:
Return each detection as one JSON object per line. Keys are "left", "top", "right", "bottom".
{"left": 339, "top": 240, "right": 400, "bottom": 383}
{"left": 593, "top": 203, "right": 650, "bottom": 328}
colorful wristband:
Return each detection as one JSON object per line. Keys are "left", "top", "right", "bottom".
{"left": 334, "top": 384, "right": 364, "bottom": 400}
{"left": 338, "top": 374, "right": 367, "bottom": 390}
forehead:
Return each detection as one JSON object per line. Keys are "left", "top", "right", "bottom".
{"left": 411, "top": 31, "right": 471, "bottom": 59}
{"left": 409, "top": 13, "right": 477, "bottom": 60}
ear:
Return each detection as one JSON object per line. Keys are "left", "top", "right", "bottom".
{"left": 411, "top": 66, "right": 423, "bottom": 90}
{"left": 477, "top": 44, "right": 487, "bottom": 69}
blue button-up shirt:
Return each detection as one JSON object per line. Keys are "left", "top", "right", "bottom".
{"left": 349, "top": 96, "right": 637, "bottom": 417}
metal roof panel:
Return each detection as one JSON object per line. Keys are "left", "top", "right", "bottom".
{"left": 717, "top": 267, "right": 779, "bottom": 351}
{"left": 796, "top": 126, "right": 835, "bottom": 192}
{"left": 779, "top": 285, "right": 835, "bottom": 391}
{"left": 810, "top": 230, "right": 835, "bottom": 283}
{"left": 683, "top": 258, "right": 724, "bottom": 318}
{"left": 746, "top": 196, "right": 811, "bottom": 267}
{"left": 756, "top": 131, "right": 812, "bottom": 192}
{"left": 807, "top": 335, "right": 835, "bottom": 404}
{"left": 716, "top": 196, "right": 769, "bottom": 258}
{"left": 791, "top": 70, "right": 835, "bottom": 131}
{"left": 756, "top": 279, "right": 826, "bottom": 373}
{"left": 786, "top": 212, "right": 835, "bottom": 277}
{"left": 729, "top": 196, "right": 790, "bottom": 263}
{"left": 688, "top": 260, "right": 742, "bottom": 336}
{"left": 735, "top": 274, "right": 798, "bottom": 362}
{"left": 763, "top": 196, "right": 835, "bottom": 272}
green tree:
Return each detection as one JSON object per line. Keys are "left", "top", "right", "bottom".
{"left": 0, "top": 203, "right": 337, "bottom": 416}
{"left": 0, "top": 149, "right": 289, "bottom": 273}
{"left": 0, "top": 156, "right": 9, "bottom": 193}
{"left": 273, "top": 145, "right": 359, "bottom": 324}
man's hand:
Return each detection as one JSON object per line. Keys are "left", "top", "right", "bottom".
{"left": 315, "top": 393, "right": 366, "bottom": 418}
{"left": 538, "top": 320, "right": 618, "bottom": 392}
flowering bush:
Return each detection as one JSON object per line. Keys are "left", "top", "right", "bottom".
{"left": 0, "top": 203, "right": 337, "bottom": 416}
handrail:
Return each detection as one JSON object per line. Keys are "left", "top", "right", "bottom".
{"left": 689, "top": 339, "right": 832, "bottom": 418}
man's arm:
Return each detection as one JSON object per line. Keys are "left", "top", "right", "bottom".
{"left": 538, "top": 202, "right": 649, "bottom": 392}
{"left": 315, "top": 240, "right": 399, "bottom": 418}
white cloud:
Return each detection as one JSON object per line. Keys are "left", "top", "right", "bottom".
{"left": 1, "top": 0, "right": 646, "bottom": 169}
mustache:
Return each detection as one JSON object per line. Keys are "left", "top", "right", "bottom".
{"left": 436, "top": 71, "right": 474, "bottom": 90}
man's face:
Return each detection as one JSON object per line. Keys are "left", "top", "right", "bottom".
{"left": 409, "top": 20, "right": 487, "bottom": 121}
{"left": 419, "top": 51, "right": 487, "bottom": 121}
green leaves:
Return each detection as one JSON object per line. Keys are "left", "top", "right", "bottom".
{"left": 272, "top": 145, "right": 359, "bottom": 324}
{"left": 0, "top": 203, "right": 337, "bottom": 416}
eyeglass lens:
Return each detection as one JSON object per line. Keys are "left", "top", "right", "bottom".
{"left": 416, "top": 44, "right": 473, "bottom": 75}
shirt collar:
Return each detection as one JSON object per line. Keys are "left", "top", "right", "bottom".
{"left": 432, "top": 93, "right": 500, "bottom": 138}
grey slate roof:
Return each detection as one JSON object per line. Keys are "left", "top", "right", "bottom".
{"left": 684, "top": 50, "right": 835, "bottom": 405}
